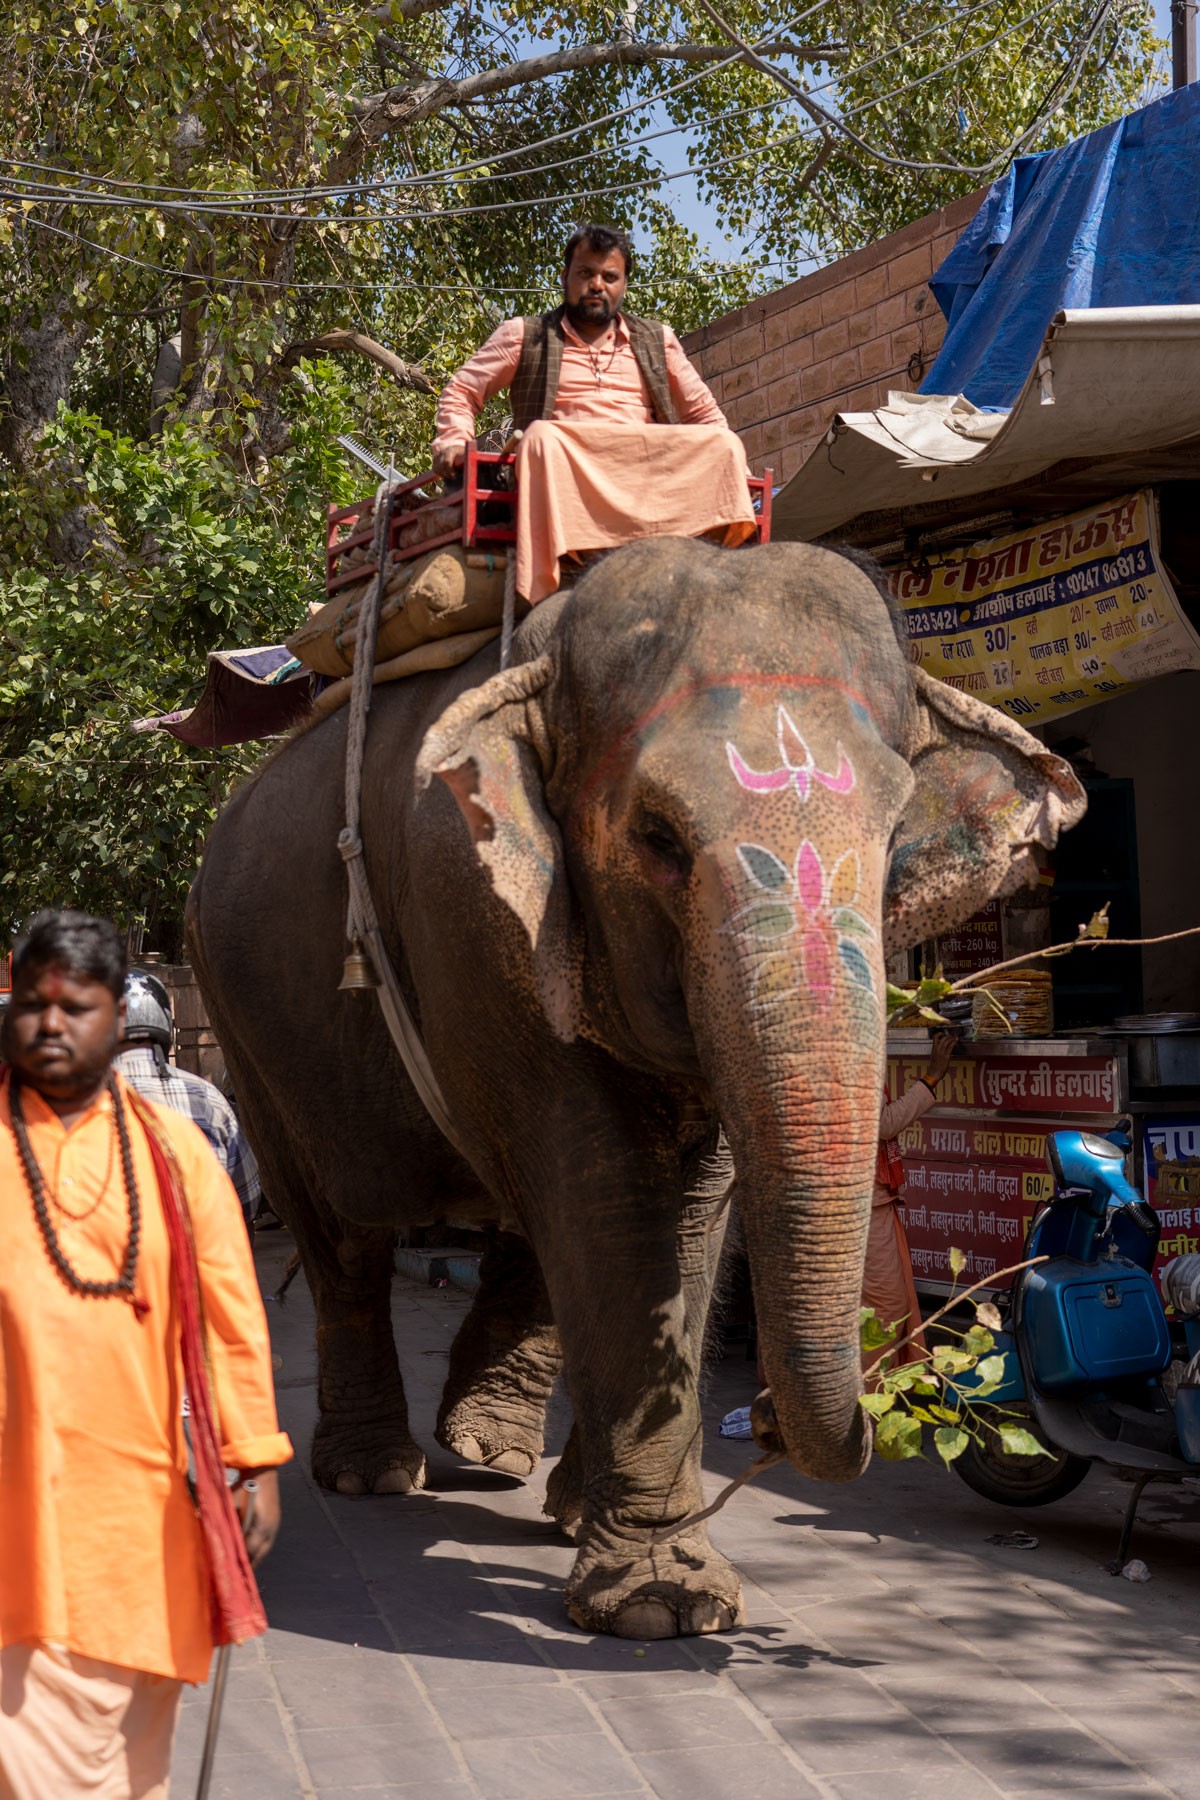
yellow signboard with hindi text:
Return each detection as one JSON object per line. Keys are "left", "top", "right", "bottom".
{"left": 889, "top": 490, "right": 1200, "bottom": 724}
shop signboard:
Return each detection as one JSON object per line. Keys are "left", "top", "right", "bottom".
{"left": 932, "top": 899, "right": 1003, "bottom": 981}
{"left": 887, "top": 1047, "right": 1122, "bottom": 1290}
{"left": 1142, "top": 1115, "right": 1200, "bottom": 1275}
{"left": 885, "top": 1050, "right": 1121, "bottom": 1118}
{"left": 890, "top": 489, "right": 1200, "bottom": 725}
{"left": 896, "top": 1113, "right": 1056, "bottom": 1291}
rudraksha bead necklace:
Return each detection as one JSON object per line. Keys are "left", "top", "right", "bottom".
{"left": 10, "top": 1070, "right": 148, "bottom": 1318}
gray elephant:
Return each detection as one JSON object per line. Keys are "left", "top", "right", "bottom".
{"left": 187, "top": 537, "right": 1084, "bottom": 1639}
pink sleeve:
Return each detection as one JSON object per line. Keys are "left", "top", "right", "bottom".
{"left": 432, "top": 317, "right": 525, "bottom": 461}
{"left": 879, "top": 1079, "right": 938, "bottom": 1142}
{"left": 663, "top": 327, "right": 733, "bottom": 431}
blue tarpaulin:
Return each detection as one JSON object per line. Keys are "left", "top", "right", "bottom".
{"left": 921, "top": 84, "right": 1200, "bottom": 410}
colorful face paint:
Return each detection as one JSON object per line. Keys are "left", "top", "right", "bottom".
{"left": 731, "top": 840, "right": 877, "bottom": 1014}
{"left": 726, "top": 706, "right": 855, "bottom": 801}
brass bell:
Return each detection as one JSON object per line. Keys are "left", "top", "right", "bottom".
{"left": 338, "top": 936, "right": 378, "bottom": 992}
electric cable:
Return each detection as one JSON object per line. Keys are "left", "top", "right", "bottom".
{"left": 0, "top": 0, "right": 1060, "bottom": 211}
{"left": 2, "top": 0, "right": 1114, "bottom": 283}
{"left": 0, "top": 2, "right": 834, "bottom": 204}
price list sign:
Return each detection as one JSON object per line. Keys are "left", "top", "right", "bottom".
{"left": 891, "top": 490, "right": 1200, "bottom": 725}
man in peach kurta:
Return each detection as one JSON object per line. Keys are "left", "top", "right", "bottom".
{"left": 0, "top": 911, "right": 292, "bottom": 1799}
{"left": 865, "top": 1030, "right": 957, "bottom": 1370}
{"left": 432, "top": 223, "right": 756, "bottom": 602}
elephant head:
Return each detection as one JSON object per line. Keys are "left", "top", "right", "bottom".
{"left": 417, "top": 538, "right": 1084, "bottom": 1483}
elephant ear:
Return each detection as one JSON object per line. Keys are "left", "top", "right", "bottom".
{"left": 885, "top": 666, "right": 1086, "bottom": 954}
{"left": 415, "top": 654, "right": 582, "bottom": 1042}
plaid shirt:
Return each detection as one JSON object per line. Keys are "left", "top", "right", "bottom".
{"left": 114, "top": 1045, "right": 262, "bottom": 1224}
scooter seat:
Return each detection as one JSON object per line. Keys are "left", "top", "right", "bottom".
{"left": 1160, "top": 1255, "right": 1200, "bottom": 1318}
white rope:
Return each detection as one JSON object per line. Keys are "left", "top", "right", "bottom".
{"left": 500, "top": 552, "right": 518, "bottom": 671}
{"left": 336, "top": 475, "right": 471, "bottom": 1161}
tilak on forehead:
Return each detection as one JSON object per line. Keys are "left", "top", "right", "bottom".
{"left": 579, "top": 671, "right": 885, "bottom": 803}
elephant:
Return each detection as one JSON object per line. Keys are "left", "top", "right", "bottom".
{"left": 186, "top": 536, "right": 1085, "bottom": 1640}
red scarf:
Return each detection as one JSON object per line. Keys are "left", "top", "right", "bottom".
{"left": 121, "top": 1086, "right": 268, "bottom": 1645}
{"left": 876, "top": 1084, "right": 905, "bottom": 1193}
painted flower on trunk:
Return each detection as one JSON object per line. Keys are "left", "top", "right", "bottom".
{"left": 732, "top": 840, "right": 877, "bottom": 1013}
{"left": 726, "top": 705, "right": 855, "bottom": 801}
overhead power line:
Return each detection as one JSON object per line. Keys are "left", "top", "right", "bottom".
{"left": 3, "top": 0, "right": 1104, "bottom": 290}
{"left": 0, "top": 0, "right": 1058, "bottom": 214}
{"left": 0, "top": 3, "right": 833, "bottom": 205}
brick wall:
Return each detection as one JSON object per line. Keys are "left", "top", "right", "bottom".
{"left": 681, "top": 191, "right": 983, "bottom": 486}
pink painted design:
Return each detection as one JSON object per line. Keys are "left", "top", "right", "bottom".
{"left": 732, "top": 839, "right": 877, "bottom": 1013}
{"left": 725, "top": 705, "right": 855, "bottom": 802}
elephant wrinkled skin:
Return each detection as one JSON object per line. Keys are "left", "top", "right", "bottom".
{"left": 187, "top": 538, "right": 1084, "bottom": 1638}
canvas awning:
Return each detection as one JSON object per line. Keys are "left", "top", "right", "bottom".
{"left": 131, "top": 645, "right": 318, "bottom": 746}
{"left": 773, "top": 306, "right": 1200, "bottom": 545}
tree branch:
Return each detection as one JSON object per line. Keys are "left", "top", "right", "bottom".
{"left": 333, "top": 36, "right": 846, "bottom": 175}
{"left": 692, "top": 0, "right": 839, "bottom": 143}
{"left": 279, "top": 328, "right": 434, "bottom": 392}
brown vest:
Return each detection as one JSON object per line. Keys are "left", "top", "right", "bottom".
{"left": 509, "top": 305, "right": 678, "bottom": 431}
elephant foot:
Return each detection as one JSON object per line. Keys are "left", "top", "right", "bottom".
{"left": 563, "top": 1521, "right": 744, "bottom": 1639}
{"left": 543, "top": 1431, "right": 584, "bottom": 1537}
{"left": 312, "top": 1417, "right": 428, "bottom": 1497}
{"left": 435, "top": 1399, "right": 544, "bottom": 1479}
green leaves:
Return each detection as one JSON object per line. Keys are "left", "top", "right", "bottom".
{"left": 933, "top": 1425, "right": 969, "bottom": 1466}
{"left": 0, "top": 385, "right": 356, "bottom": 950}
{"left": 997, "top": 1423, "right": 1051, "bottom": 1459}
{"left": 874, "top": 1410, "right": 923, "bottom": 1461}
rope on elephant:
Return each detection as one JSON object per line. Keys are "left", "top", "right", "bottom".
{"left": 500, "top": 549, "right": 518, "bottom": 672}
{"left": 651, "top": 1449, "right": 785, "bottom": 1544}
{"left": 336, "top": 471, "right": 473, "bottom": 1164}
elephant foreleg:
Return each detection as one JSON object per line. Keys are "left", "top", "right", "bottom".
{"left": 436, "top": 1227, "right": 561, "bottom": 1477}
{"left": 534, "top": 1130, "right": 743, "bottom": 1639}
{"left": 305, "top": 1218, "right": 428, "bottom": 1497}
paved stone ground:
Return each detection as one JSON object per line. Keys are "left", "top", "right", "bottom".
{"left": 173, "top": 1234, "right": 1200, "bottom": 1799}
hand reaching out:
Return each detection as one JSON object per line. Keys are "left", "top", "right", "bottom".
{"left": 927, "top": 1030, "right": 957, "bottom": 1083}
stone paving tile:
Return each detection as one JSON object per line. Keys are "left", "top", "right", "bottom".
{"left": 943, "top": 1727, "right": 1151, "bottom": 1791}
{"left": 820, "top": 1773, "right": 1007, "bottom": 1800}
{"left": 633, "top": 1743, "right": 823, "bottom": 1799}
{"left": 459, "top": 1731, "right": 647, "bottom": 1796}
{"left": 432, "top": 1681, "right": 601, "bottom": 1741}
{"left": 596, "top": 1691, "right": 769, "bottom": 1752}
{"left": 403, "top": 1642, "right": 562, "bottom": 1688}
{"left": 315, "top": 1787, "right": 476, "bottom": 1798}
{"left": 296, "top": 1721, "right": 464, "bottom": 1788}
{"left": 772, "top": 1711, "right": 964, "bottom": 1775}
{"left": 271, "top": 1657, "right": 430, "bottom": 1726}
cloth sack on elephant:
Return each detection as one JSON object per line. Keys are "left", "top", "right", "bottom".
{"left": 287, "top": 546, "right": 509, "bottom": 678}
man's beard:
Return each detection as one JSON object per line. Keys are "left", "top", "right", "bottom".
{"left": 565, "top": 293, "right": 616, "bottom": 331}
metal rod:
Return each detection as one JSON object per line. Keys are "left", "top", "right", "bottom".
{"left": 194, "top": 1482, "right": 257, "bottom": 1799}
{"left": 1172, "top": 0, "right": 1197, "bottom": 89}
{"left": 194, "top": 1645, "right": 232, "bottom": 1800}
{"left": 1108, "top": 1469, "right": 1153, "bottom": 1573}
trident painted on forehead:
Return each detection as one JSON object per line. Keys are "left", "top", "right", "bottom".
{"left": 725, "top": 705, "right": 855, "bottom": 801}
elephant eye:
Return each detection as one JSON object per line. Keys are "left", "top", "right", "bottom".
{"left": 637, "top": 814, "right": 691, "bottom": 874}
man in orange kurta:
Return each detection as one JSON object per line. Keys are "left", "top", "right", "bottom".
{"left": 0, "top": 911, "right": 292, "bottom": 1799}
{"left": 432, "top": 223, "right": 756, "bottom": 603}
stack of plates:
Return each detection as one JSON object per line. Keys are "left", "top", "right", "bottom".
{"left": 1112, "top": 1012, "right": 1200, "bottom": 1034}
{"left": 973, "top": 969, "right": 1054, "bottom": 1038}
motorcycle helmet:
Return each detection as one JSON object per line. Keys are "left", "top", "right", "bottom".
{"left": 124, "top": 968, "right": 174, "bottom": 1052}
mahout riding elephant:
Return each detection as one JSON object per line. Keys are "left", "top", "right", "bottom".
{"left": 187, "top": 537, "right": 1084, "bottom": 1639}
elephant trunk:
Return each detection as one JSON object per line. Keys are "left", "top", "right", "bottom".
{"left": 692, "top": 949, "right": 883, "bottom": 1482}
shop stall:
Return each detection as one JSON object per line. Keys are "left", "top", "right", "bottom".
{"left": 876, "top": 482, "right": 1200, "bottom": 1297}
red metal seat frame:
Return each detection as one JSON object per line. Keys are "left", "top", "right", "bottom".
{"left": 327, "top": 438, "right": 773, "bottom": 597}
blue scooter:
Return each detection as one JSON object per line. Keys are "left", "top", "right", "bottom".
{"left": 953, "top": 1128, "right": 1200, "bottom": 1566}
